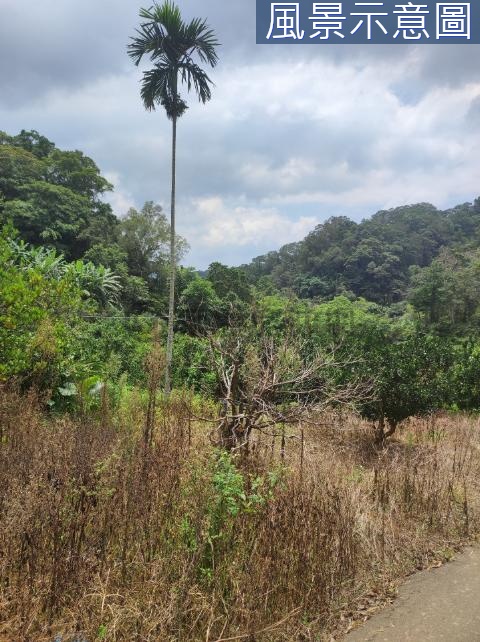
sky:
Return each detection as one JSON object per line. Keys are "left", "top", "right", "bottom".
{"left": 0, "top": 0, "right": 479, "bottom": 268}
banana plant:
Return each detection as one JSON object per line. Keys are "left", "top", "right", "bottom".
{"left": 8, "top": 239, "right": 122, "bottom": 306}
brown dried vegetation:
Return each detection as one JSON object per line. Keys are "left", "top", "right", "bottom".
{"left": 0, "top": 386, "right": 479, "bottom": 642}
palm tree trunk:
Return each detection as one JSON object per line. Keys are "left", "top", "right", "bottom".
{"left": 165, "top": 112, "right": 177, "bottom": 395}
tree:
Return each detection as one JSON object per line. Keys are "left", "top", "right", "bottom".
{"left": 310, "top": 300, "right": 452, "bottom": 442}
{"left": 0, "top": 143, "right": 44, "bottom": 200}
{"left": 344, "top": 237, "right": 404, "bottom": 304}
{"left": 83, "top": 242, "right": 153, "bottom": 313}
{"left": 178, "top": 278, "right": 222, "bottom": 333}
{"left": 3, "top": 181, "right": 95, "bottom": 256}
{"left": 303, "top": 297, "right": 454, "bottom": 442}
{"left": 128, "top": 1, "right": 219, "bottom": 393}
{"left": 409, "top": 248, "right": 480, "bottom": 334}
{"left": 207, "top": 262, "right": 251, "bottom": 302}
{"left": 206, "top": 327, "right": 369, "bottom": 451}
{"left": 0, "top": 133, "right": 117, "bottom": 259}
{"left": 119, "top": 201, "right": 188, "bottom": 312}
{"left": 357, "top": 334, "right": 453, "bottom": 443}
{"left": 9, "top": 237, "right": 122, "bottom": 308}
{"left": 0, "top": 129, "right": 55, "bottom": 159}
{"left": 0, "top": 225, "right": 84, "bottom": 390}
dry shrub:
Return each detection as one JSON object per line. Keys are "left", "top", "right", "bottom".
{"left": 0, "top": 386, "right": 479, "bottom": 641}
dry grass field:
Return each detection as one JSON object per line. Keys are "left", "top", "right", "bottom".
{"left": 1, "top": 386, "right": 479, "bottom": 641}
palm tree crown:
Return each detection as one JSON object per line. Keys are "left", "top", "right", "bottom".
{"left": 128, "top": 1, "right": 219, "bottom": 119}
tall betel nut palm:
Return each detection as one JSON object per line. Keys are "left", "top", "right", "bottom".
{"left": 128, "top": 1, "right": 219, "bottom": 393}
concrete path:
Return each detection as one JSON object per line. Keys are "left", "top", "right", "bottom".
{"left": 344, "top": 548, "right": 480, "bottom": 641}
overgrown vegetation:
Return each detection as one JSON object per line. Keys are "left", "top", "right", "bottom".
{"left": 2, "top": 120, "right": 480, "bottom": 640}
{"left": 3, "top": 128, "right": 480, "bottom": 419}
{"left": 0, "top": 387, "right": 479, "bottom": 641}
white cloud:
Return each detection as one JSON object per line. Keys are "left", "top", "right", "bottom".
{"left": 182, "top": 196, "right": 317, "bottom": 251}
{"left": 103, "top": 172, "right": 137, "bottom": 217}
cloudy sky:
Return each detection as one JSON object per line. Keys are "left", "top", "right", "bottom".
{"left": 0, "top": 0, "right": 479, "bottom": 268}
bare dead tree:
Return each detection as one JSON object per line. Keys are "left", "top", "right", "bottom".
{"left": 204, "top": 329, "right": 372, "bottom": 452}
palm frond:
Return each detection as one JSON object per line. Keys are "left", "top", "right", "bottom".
{"left": 182, "top": 18, "right": 220, "bottom": 67}
{"left": 128, "top": 21, "right": 174, "bottom": 66}
{"left": 128, "top": 1, "right": 219, "bottom": 116}
{"left": 145, "top": 0, "right": 183, "bottom": 36}
{"left": 139, "top": 63, "right": 171, "bottom": 110}
{"left": 178, "top": 62, "right": 213, "bottom": 104}
{"left": 8, "top": 239, "right": 67, "bottom": 278}
{"left": 65, "top": 261, "right": 122, "bottom": 306}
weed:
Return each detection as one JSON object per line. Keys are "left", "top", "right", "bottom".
{"left": 0, "top": 387, "right": 478, "bottom": 640}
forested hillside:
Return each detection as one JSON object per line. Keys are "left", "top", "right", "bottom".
{"left": 4, "top": 129, "right": 480, "bottom": 335}
{"left": 243, "top": 199, "right": 480, "bottom": 308}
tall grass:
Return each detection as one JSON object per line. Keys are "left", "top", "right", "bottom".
{"left": 0, "top": 387, "right": 478, "bottom": 641}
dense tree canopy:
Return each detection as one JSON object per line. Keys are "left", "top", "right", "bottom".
{"left": 0, "top": 130, "right": 116, "bottom": 258}
{"left": 242, "top": 201, "right": 480, "bottom": 305}
{"left": 0, "top": 131, "right": 187, "bottom": 314}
